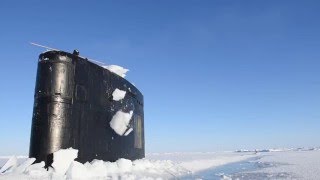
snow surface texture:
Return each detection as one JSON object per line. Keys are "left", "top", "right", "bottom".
{"left": 103, "top": 65, "right": 129, "bottom": 78}
{"left": 1, "top": 148, "right": 320, "bottom": 179}
{"left": 248, "top": 150, "right": 320, "bottom": 180}
{"left": 109, "top": 110, "right": 133, "bottom": 136}
{"left": 112, "top": 88, "right": 126, "bottom": 101}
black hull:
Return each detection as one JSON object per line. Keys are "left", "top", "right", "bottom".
{"left": 29, "top": 51, "right": 144, "bottom": 166}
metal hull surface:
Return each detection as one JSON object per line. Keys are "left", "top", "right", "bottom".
{"left": 29, "top": 51, "right": 144, "bottom": 165}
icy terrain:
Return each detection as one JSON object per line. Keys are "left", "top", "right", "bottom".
{"left": 0, "top": 148, "right": 320, "bottom": 179}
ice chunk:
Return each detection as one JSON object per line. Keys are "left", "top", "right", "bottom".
{"left": 124, "top": 128, "right": 133, "bottom": 136}
{"left": 112, "top": 88, "right": 126, "bottom": 101}
{"left": 110, "top": 110, "right": 133, "bottom": 136}
{"left": 0, "top": 156, "right": 18, "bottom": 173}
{"left": 104, "top": 161, "right": 119, "bottom": 173}
{"left": 25, "top": 161, "right": 47, "bottom": 177}
{"left": 116, "top": 158, "right": 133, "bottom": 173}
{"left": 13, "top": 158, "right": 35, "bottom": 173}
{"left": 25, "top": 161, "right": 45, "bottom": 172}
{"left": 66, "top": 161, "right": 91, "bottom": 179}
{"left": 132, "top": 159, "right": 154, "bottom": 171}
{"left": 88, "top": 160, "right": 108, "bottom": 177}
{"left": 52, "top": 148, "right": 78, "bottom": 175}
{"left": 103, "top": 65, "right": 129, "bottom": 78}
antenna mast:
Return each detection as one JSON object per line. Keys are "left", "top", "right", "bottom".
{"left": 30, "top": 42, "right": 106, "bottom": 65}
{"left": 30, "top": 42, "right": 59, "bottom": 51}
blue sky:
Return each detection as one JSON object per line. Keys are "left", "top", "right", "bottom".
{"left": 0, "top": 0, "right": 319, "bottom": 155}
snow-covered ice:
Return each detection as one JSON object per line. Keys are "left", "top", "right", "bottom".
{"left": 243, "top": 150, "right": 320, "bottom": 180}
{"left": 52, "top": 148, "right": 78, "bottom": 175}
{"left": 112, "top": 88, "right": 126, "bottom": 101}
{"left": 24, "top": 161, "right": 46, "bottom": 177}
{"left": 109, "top": 110, "right": 133, "bottom": 136}
{"left": 66, "top": 161, "right": 91, "bottom": 179}
{"left": 235, "top": 148, "right": 292, "bottom": 153}
{"left": 1, "top": 148, "right": 320, "bottom": 179}
{"left": 0, "top": 156, "right": 18, "bottom": 173}
{"left": 11, "top": 158, "right": 35, "bottom": 173}
{"left": 103, "top": 65, "right": 129, "bottom": 78}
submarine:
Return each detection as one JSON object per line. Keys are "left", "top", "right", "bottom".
{"left": 29, "top": 48, "right": 144, "bottom": 166}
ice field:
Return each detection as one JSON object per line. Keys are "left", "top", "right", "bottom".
{"left": 1, "top": 148, "right": 319, "bottom": 179}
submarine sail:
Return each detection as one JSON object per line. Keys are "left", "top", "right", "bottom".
{"left": 29, "top": 50, "right": 144, "bottom": 166}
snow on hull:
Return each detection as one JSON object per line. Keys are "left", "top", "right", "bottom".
{"left": 109, "top": 110, "right": 133, "bottom": 136}
{"left": 112, "top": 88, "right": 126, "bottom": 101}
{"left": 103, "top": 65, "right": 129, "bottom": 78}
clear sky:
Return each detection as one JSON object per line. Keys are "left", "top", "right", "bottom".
{"left": 0, "top": 0, "right": 319, "bottom": 155}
